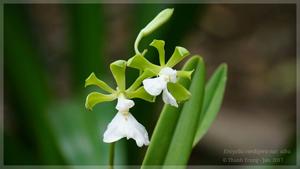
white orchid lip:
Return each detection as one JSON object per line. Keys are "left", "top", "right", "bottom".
{"left": 143, "top": 67, "right": 178, "bottom": 107}
{"left": 103, "top": 96, "right": 150, "bottom": 147}
{"left": 115, "top": 96, "right": 135, "bottom": 113}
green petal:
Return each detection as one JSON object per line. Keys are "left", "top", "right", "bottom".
{"left": 127, "top": 69, "right": 156, "bottom": 92}
{"left": 126, "top": 87, "right": 155, "bottom": 102}
{"left": 127, "top": 54, "right": 161, "bottom": 73}
{"left": 177, "top": 70, "right": 194, "bottom": 80}
{"left": 167, "top": 83, "right": 191, "bottom": 102}
{"left": 85, "top": 92, "right": 116, "bottom": 111}
{"left": 85, "top": 72, "right": 115, "bottom": 93}
{"left": 134, "top": 8, "right": 174, "bottom": 54}
{"left": 150, "top": 39, "right": 165, "bottom": 66}
{"left": 110, "top": 60, "right": 127, "bottom": 91}
{"left": 166, "top": 46, "right": 190, "bottom": 68}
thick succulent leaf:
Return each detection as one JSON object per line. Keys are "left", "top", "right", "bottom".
{"left": 166, "top": 46, "right": 190, "bottom": 68}
{"left": 127, "top": 69, "right": 156, "bottom": 92}
{"left": 163, "top": 56, "right": 205, "bottom": 167}
{"left": 141, "top": 55, "right": 204, "bottom": 167}
{"left": 85, "top": 72, "right": 115, "bottom": 93}
{"left": 126, "top": 87, "right": 155, "bottom": 102}
{"left": 150, "top": 39, "right": 165, "bottom": 66}
{"left": 193, "top": 64, "right": 227, "bottom": 146}
{"left": 135, "top": 8, "right": 174, "bottom": 54}
{"left": 110, "top": 60, "right": 127, "bottom": 91}
{"left": 127, "top": 54, "right": 161, "bottom": 73}
{"left": 167, "top": 83, "right": 191, "bottom": 102}
{"left": 177, "top": 70, "right": 194, "bottom": 80}
{"left": 85, "top": 92, "right": 116, "bottom": 110}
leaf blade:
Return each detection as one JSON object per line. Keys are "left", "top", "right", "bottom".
{"left": 162, "top": 56, "right": 205, "bottom": 166}
{"left": 193, "top": 64, "right": 228, "bottom": 146}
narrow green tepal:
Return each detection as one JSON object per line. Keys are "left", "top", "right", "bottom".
{"left": 163, "top": 56, "right": 205, "bottom": 167}
{"left": 110, "top": 60, "right": 127, "bottom": 91}
{"left": 166, "top": 46, "right": 190, "bottom": 68}
{"left": 85, "top": 73, "right": 115, "bottom": 93}
{"left": 167, "top": 83, "right": 191, "bottom": 102}
{"left": 85, "top": 92, "right": 116, "bottom": 111}
{"left": 141, "top": 56, "right": 204, "bottom": 168}
{"left": 193, "top": 64, "right": 227, "bottom": 146}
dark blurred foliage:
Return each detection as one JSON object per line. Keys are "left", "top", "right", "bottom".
{"left": 3, "top": 3, "right": 296, "bottom": 166}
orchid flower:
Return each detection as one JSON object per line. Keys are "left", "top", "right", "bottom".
{"left": 127, "top": 39, "right": 194, "bottom": 107}
{"left": 85, "top": 60, "right": 155, "bottom": 147}
{"left": 103, "top": 95, "right": 149, "bottom": 147}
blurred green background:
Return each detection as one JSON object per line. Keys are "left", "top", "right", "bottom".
{"left": 3, "top": 3, "right": 297, "bottom": 166}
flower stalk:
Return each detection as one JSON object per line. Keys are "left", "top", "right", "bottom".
{"left": 109, "top": 143, "right": 115, "bottom": 169}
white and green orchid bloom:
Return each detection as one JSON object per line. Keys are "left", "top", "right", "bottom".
{"left": 85, "top": 60, "right": 155, "bottom": 147}
{"left": 103, "top": 95, "right": 149, "bottom": 147}
{"left": 128, "top": 39, "right": 193, "bottom": 107}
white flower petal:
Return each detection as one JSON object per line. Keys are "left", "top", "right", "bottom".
{"left": 162, "top": 88, "right": 178, "bottom": 107}
{"left": 103, "top": 112, "right": 150, "bottom": 147}
{"left": 142, "top": 77, "right": 166, "bottom": 96}
{"left": 116, "top": 97, "right": 134, "bottom": 112}
{"left": 159, "top": 67, "right": 177, "bottom": 83}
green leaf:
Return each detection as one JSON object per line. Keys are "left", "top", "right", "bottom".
{"left": 126, "top": 87, "right": 155, "bottom": 102}
{"left": 163, "top": 56, "right": 205, "bottom": 167}
{"left": 135, "top": 8, "right": 174, "bottom": 54}
{"left": 141, "top": 55, "right": 204, "bottom": 167}
{"left": 127, "top": 54, "right": 161, "bottom": 73}
{"left": 85, "top": 92, "right": 116, "bottom": 110}
{"left": 127, "top": 69, "right": 156, "bottom": 92}
{"left": 85, "top": 72, "right": 115, "bottom": 93}
{"left": 110, "top": 60, "right": 127, "bottom": 91}
{"left": 166, "top": 46, "right": 190, "bottom": 68}
{"left": 150, "top": 39, "right": 165, "bottom": 66}
{"left": 193, "top": 64, "right": 227, "bottom": 146}
{"left": 167, "top": 83, "right": 191, "bottom": 102}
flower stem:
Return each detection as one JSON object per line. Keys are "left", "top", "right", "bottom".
{"left": 109, "top": 143, "right": 115, "bottom": 169}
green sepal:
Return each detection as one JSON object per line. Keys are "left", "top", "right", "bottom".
{"left": 110, "top": 60, "right": 127, "bottom": 91}
{"left": 166, "top": 46, "right": 190, "bottom": 68}
{"left": 167, "top": 83, "right": 191, "bottom": 102}
{"left": 127, "top": 54, "right": 161, "bottom": 73}
{"left": 150, "top": 39, "right": 165, "bottom": 66}
{"left": 177, "top": 70, "right": 194, "bottom": 80}
{"left": 85, "top": 72, "right": 115, "bottom": 93}
{"left": 126, "top": 87, "right": 156, "bottom": 102}
{"left": 85, "top": 92, "right": 116, "bottom": 111}
{"left": 127, "top": 69, "right": 156, "bottom": 92}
